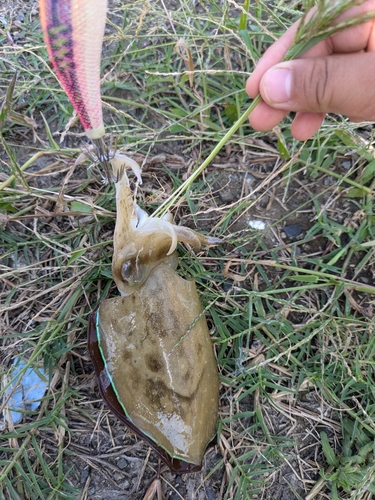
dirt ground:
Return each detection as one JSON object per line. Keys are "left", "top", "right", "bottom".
{"left": 1, "top": 134, "right": 371, "bottom": 499}
{"left": 45, "top": 145, "right": 361, "bottom": 500}
{"left": 2, "top": 0, "right": 374, "bottom": 498}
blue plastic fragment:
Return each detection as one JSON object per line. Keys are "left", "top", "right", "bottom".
{"left": 3, "top": 358, "right": 48, "bottom": 424}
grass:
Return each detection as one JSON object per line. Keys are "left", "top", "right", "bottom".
{"left": 1, "top": 0, "right": 375, "bottom": 498}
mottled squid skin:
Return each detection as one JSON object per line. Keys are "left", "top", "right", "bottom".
{"left": 39, "top": 0, "right": 107, "bottom": 139}
{"left": 91, "top": 154, "right": 220, "bottom": 468}
{"left": 97, "top": 265, "right": 219, "bottom": 466}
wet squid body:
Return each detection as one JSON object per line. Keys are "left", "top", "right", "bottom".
{"left": 89, "top": 155, "right": 220, "bottom": 471}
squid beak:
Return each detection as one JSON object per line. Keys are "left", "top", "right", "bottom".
{"left": 92, "top": 137, "right": 113, "bottom": 182}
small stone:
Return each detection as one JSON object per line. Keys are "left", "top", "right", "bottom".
{"left": 342, "top": 160, "right": 351, "bottom": 170}
{"left": 258, "top": 195, "right": 269, "bottom": 208}
{"left": 117, "top": 458, "right": 128, "bottom": 469}
{"left": 119, "top": 480, "right": 130, "bottom": 489}
{"left": 222, "top": 282, "right": 242, "bottom": 295}
{"left": 219, "top": 189, "right": 234, "bottom": 203}
{"left": 200, "top": 487, "right": 218, "bottom": 500}
{"left": 11, "top": 31, "right": 20, "bottom": 40}
{"left": 323, "top": 176, "right": 335, "bottom": 186}
{"left": 222, "top": 281, "right": 233, "bottom": 292}
{"left": 283, "top": 225, "right": 303, "bottom": 239}
{"left": 80, "top": 470, "right": 89, "bottom": 485}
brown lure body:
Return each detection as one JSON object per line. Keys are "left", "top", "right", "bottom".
{"left": 88, "top": 154, "right": 220, "bottom": 471}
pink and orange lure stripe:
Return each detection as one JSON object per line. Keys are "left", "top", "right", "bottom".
{"left": 40, "top": 0, "right": 107, "bottom": 140}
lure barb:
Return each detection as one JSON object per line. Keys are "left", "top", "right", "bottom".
{"left": 92, "top": 137, "right": 113, "bottom": 182}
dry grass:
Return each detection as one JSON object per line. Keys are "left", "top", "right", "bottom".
{"left": 1, "top": 0, "right": 375, "bottom": 499}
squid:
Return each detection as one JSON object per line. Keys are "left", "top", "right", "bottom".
{"left": 40, "top": 0, "right": 221, "bottom": 474}
{"left": 88, "top": 154, "right": 220, "bottom": 471}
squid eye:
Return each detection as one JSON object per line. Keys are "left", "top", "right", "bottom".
{"left": 121, "top": 261, "right": 133, "bottom": 282}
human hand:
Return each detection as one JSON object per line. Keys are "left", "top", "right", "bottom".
{"left": 246, "top": 1, "right": 375, "bottom": 141}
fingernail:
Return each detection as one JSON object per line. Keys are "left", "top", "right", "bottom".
{"left": 262, "top": 68, "right": 291, "bottom": 104}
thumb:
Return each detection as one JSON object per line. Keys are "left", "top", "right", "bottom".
{"left": 259, "top": 52, "right": 375, "bottom": 122}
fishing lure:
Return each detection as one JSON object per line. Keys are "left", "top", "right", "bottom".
{"left": 40, "top": 0, "right": 221, "bottom": 473}
{"left": 88, "top": 154, "right": 220, "bottom": 472}
{"left": 39, "top": 0, "right": 111, "bottom": 178}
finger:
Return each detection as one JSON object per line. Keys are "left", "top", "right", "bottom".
{"left": 248, "top": 99, "right": 288, "bottom": 131}
{"left": 259, "top": 52, "right": 375, "bottom": 120}
{"left": 290, "top": 112, "right": 325, "bottom": 141}
{"left": 246, "top": 1, "right": 375, "bottom": 98}
{"left": 330, "top": 0, "right": 375, "bottom": 52}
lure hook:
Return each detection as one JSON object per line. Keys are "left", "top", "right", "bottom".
{"left": 92, "top": 137, "right": 113, "bottom": 182}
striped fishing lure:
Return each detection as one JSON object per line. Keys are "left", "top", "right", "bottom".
{"left": 40, "top": 0, "right": 111, "bottom": 176}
